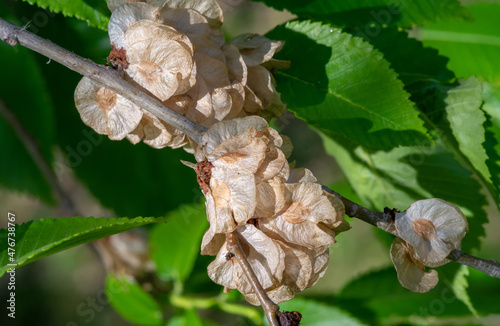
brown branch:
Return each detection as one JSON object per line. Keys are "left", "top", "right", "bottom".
{"left": 448, "top": 250, "right": 500, "bottom": 278}
{"left": 323, "top": 186, "right": 500, "bottom": 279}
{"left": 0, "top": 17, "right": 207, "bottom": 144}
{"left": 226, "top": 232, "right": 280, "bottom": 326}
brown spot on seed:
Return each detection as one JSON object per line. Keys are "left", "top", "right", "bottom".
{"left": 412, "top": 218, "right": 437, "bottom": 241}
{"left": 196, "top": 161, "right": 214, "bottom": 194}
{"left": 96, "top": 87, "right": 117, "bottom": 111}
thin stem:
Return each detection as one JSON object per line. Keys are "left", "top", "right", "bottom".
{"left": 0, "top": 18, "right": 207, "bottom": 144}
{"left": 0, "top": 100, "right": 77, "bottom": 216}
{"left": 323, "top": 186, "right": 500, "bottom": 279}
{"left": 324, "top": 186, "right": 397, "bottom": 234}
{"left": 226, "top": 233, "right": 280, "bottom": 326}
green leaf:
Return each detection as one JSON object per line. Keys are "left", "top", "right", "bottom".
{"left": 267, "top": 20, "right": 429, "bottom": 150}
{"left": 482, "top": 83, "right": 500, "bottom": 191}
{"left": 0, "top": 216, "right": 166, "bottom": 277}
{"left": 273, "top": 298, "right": 367, "bottom": 326}
{"left": 166, "top": 309, "right": 203, "bottom": 326}
{"left": 444, "top": 77, "right": 490, "bottom": 184}
{"left": 0, "top": 4, "right": 56, "bottom": 204}
{"left": 22, "top": 0, "right": 109, "bottom": 30}
{"left": 254, "top": 0, "right": 467, "bottom": 28}
{"left": 418, "top": 2, "right": 500, "bottom": 83}
{"left": 349, "top": 28, "right": 455, "bottom": 86}
{"left": 106, "top": 273, "right": 163, "bottom": 326}
{"left": 337, "top": 27, "right": 497, "bottom": 201}
{"left": 150, "top": 203, "right": 208, "bottom": 284}
{"left": 346, "top": 27, "right": 456, "bottom": 131}
{"left": 321, "top": 135, "right": 487, "bottom": 251}
{"left": 452, "top": 266, "right": 477, "bottom": 316}
{"left": 467, "top": 267, "right": 500, "bottom": 315}
{"left": 336, "top": 267, "right": 472, "bottom": 323}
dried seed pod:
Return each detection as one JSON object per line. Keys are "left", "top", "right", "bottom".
{"left": 108, "top": 0, "right": 224, "bottom": 29}
{"left": 158, "top": 0, "right": 224, "bottom": 28}
{"left": 108, "top": 0, "right": 148, "bottom": 12}
{"left": 395, "top": 198, "right": 468, "bottom": 266}
{"left": 211, "top": 164, "right": 257, "bottom": 225}
{"left": 160, "top": 8, "right": 213, "bottom": 39}
{"left": 207, "top": 225, "right": 285, "bottom": 299}
{"left": 196, "top": 116, "right": 277, "bottom": 162}
{"left": 196, "top": 117, "right": 291, "bottom": 255}
{"left": 231, "top": 33, "right": 284, "bottom": 66}
{"left": 255, "top": 178, "right": 286, "bottom": 218}
{"left": 196, "top": 117, "right": 352, "bottom": 305}
{"left": 287, "top": 168, "right": 317, "bottom": 183}
{"left": 243, "top": 240, "right": 330, "bottom": 305}
{"left": 123, "top": 20, "right": 196, "bottom": 102}
{"left": 258, "top": 182, "right": 345, "bottom": 254}
{"left": 324, "top": 190, "right": 351, "bottom": 235}
{"left": 245, "top": 65, "right": 285, "bottom": 119}
{"left": 108, "top": 3, "right": 162, "bottom": 49}
{"left": 104, "top": 0, "right": 287, "bottom": 150}
{"left": 126, "top": 111, "right": 186, "bottom": 148}
{"left": 74, "top": 77, "right": 143, "bottom": 140}
{"left": 390, "top": 237, "right": 439, "bottom": 293}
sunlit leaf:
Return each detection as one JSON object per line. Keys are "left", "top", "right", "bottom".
{"left": 267, "top": 20, "right": 429, "bottom": 150}
{"left": 452, "top": 266, "right": 477, "bottom": 316}
{"left": 417, "top": 2, "right": 500, "bottom": 84}
{"left": 444, "top": 77, "right": 490, "bottom": 184}
{"left": 0, "top": 216, "right": 166, "bottom": 277}
{"left": 343, "top": 27, "right": 496, "bottom": 200}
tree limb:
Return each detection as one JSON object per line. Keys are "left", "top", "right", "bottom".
{"left": 323, "top": 186, "right": 500, "bottom": 279}
{"left": 0, "top": 17, "right": 207, "bottom": 145}
{"left": 0, "top": 99, "right": 77, "bottom": 216}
